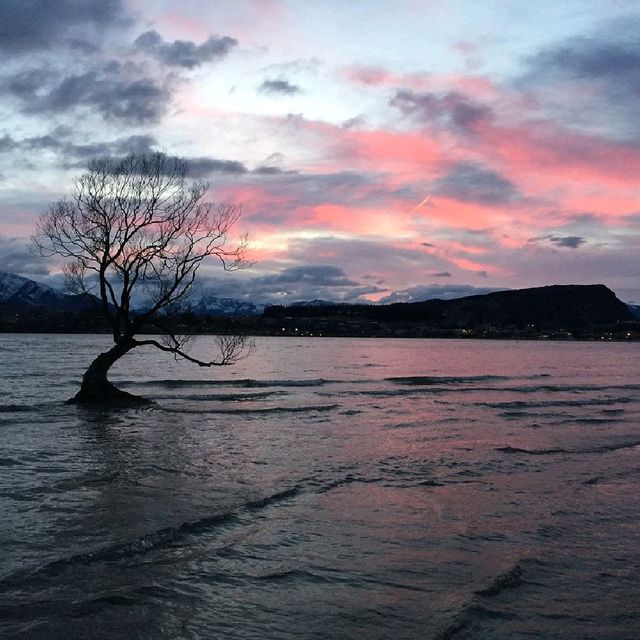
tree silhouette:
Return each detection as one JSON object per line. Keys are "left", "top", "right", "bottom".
{"left": 35, "top": 152, "right": 252, "bottom": 405}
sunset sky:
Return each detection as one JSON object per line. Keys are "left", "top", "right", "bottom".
{"left": 1, "top": 0, "right": 640, "bottom": 304}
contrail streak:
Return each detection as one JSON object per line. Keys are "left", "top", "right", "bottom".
{"left": 409, "top": 194, "right": 431, "bottom": 215}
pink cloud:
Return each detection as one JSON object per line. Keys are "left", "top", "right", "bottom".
{"left": 342, "top": 65, "right": 498, "bottom": 99}
{"left": 476, "top": 121, "right": 640, "bottom": 186}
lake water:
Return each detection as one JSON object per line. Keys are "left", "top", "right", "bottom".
{"left": 1, "top": 334, "right": 639, "bottom": 639}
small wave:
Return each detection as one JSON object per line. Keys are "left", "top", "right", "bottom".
{"left": 386, "top": 375, "right": 510, "bottom": 386}
{"left": 480, "top": 397, "right": 632, "bottom": 409}
{"left": 475, "top": 564, "right": 524, "bottom": 597}
{"left": 498, "top": 410, "right": 532, "bottom": 419}
{"left": 436, "top": 560, "right": 533, "bottom": 638}
{"left": 255, "top": 568, "right": 327, "bottom": 583}
{"left": 355, "top": 387, "right": 450, "bottom": 397}
{"left": 594, "top": 440, "right": 640, "bottom": 453}
{"left": 316, "top": 475, "right": 382, "bottom": 493}
{"left": 0, "top": 486, "right": 300, "bottom": 588}
{"left": 0, "top": 457, "right": 23, "bottom": 467}
{"left": 80, "top": 593, "right": 140, "bottom": 607}
{"left": 122, "top": 378, "right": 338, "bottom": 389}
{"left": 154, "top": 391, "right": 285, "bottom": 402}
{"left": 0, "top": 404, "right": 35, "bottom": 413}
{"left": 418, "top": 479, "right": 444, "bottom": 487}
{"left": 244, "top": 487, "right": 299, "bottom": 510}
{"left": 162, "top": 404, "right": 338, "bottom": 415}
{"left": 497, "top": 440, "right": 640, "bottom": 456}
{"left": 553, "top": 417, "right": 624, "bottom": 425}
{"left": 502, "top": 383, "right": 640, "bottom": 394}
{"left": 497, "top": 446, "right": 568, "bottom": 456}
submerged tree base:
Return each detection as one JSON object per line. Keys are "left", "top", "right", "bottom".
{"left": 66, "top": 341, "right": 154, "bottom": 407}
{"left": 66, "top": 381, "right": 152, "bottom": 407}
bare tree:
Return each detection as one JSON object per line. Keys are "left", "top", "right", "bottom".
{"left": 34, "top": 152, "right": 253, "bottom": 405}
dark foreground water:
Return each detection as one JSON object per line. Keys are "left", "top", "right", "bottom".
{"left": 1, "top": 335, "right": 639, "bottom": 639}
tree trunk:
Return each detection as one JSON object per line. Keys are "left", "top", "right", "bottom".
{"left": 67, "top": 339, "right": 150, "bottom": 406}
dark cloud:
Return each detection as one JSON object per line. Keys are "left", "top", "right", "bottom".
{"left": 188, "top": 158, "right": 248, "bottom": 177}
{"left": 528, "top": 235, "right": 586, "bottom": 249}
{"left": 0, "top": 0, "right": 127, "bottom": 53}
{"left": 286, "top": 236, "right": 457, "bottom": 286}
{"left": 258, "top": 79, "right": 303, "bottom": 96}
{"left": 520, "top": 21, "right": 640, "bottom": 141}
{"left": 0, "top": 131, "right": 157, "bottom": 164}
{"left": 430, "top": 271, "right": 452, "bottom": 277}
{"left": 180, "top": 266, "right": 507, "bottom": 307}
{"left": 0, "top": 136, "right": 17, "bottom": 153}
{"left": 4, "top": 148, "right": 289, "bottom": 179}
{"left": 0, "top": 236, "right": 49, "bottom": 275}
{"left": 390, "top": 89, "right": 492, "bottom": 132}
{"left": 240, "top": 169, "right": 417, "bottom": 214}
{"left": 110, "top": 134, "right": 157, "bottom": 157}
{"left": 135, "top": 30, "right": 237, "bottom": 68}
{"left": 433, "top": 162, "right": 519, "bottom": 205}
{"left": 180, "top": 158, "right": 298, "bottom": 178}
{"left": 526, "top": 34, "right": 640, "bottom": 88}
{"left": 253, "top": 165, "right": 291, "bottom": 175}
{"left": 552, "top": 236, "right": 586, "bottom": 249}
{"left": 379, "top": 284, "right": 505, "bottom": 304}
{"left": 195, "top": 264, "right": 384, "bottom": 305}
{"left": 5, "top": 69, "right": 51, "bottom": 100}
{"left": 261, "top": 265, "right": 357, "bottom": 287}
{"left": 342, "top": 115, "right": 366, "bottom": 129}
{"left": 5, "top": 63, "right": 171, "bottom": 124}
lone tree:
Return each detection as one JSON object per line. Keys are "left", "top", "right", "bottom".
{"left": 35, "top": 152, "right": 252, "bottom": 406}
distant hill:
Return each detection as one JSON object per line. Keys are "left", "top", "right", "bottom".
{"left": 264, "top": 284, "right": 633, "bottom": 330}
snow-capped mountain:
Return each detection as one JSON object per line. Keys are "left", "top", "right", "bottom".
{"left": 0, "top": 271, "right": 262, "bottom": 316}
{"left": 290, "top": 299, "right": 335, "bottom": 307}
{"left": 0, "top": 271, "right": 33, "bottom": 301}
{"left": 189, "top": 294, "right": 262, "bottom": 316}
{"left": 0, "top": 271, "right": 94, "bottom": 311}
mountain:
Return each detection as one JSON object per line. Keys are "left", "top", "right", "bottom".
{"left": 628, "top": 304, "right": 640, "bottom": 319}
{"left": 264, "top": 284, "right": 633, "bottom": 330}
{"left": 290, "top": 299, "right": 336, "bottom": 307}
{"left": 0, "top": 272, "right": 262, "bottom": 316}
{"left": 189, "top": 294, "right": 262, "bottom": 316}
{"left": 0, "top": 271, "right": 27, "bottom": 300}
{"left": 0, "top": 271, "right": 96, "bottom": 311}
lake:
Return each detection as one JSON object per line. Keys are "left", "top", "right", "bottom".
{"left": 1, "top": 335, "right": 639, "bottom": 639}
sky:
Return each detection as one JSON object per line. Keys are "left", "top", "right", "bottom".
{"left": 1, "top": 0, "right": 640, "bottom": 305}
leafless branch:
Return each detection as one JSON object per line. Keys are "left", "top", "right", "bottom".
{"left": 134, "top": 334, "right": 255, "bottom": 366}
{"left": 33, "top": 152, "right": 254, "bottom": 370}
